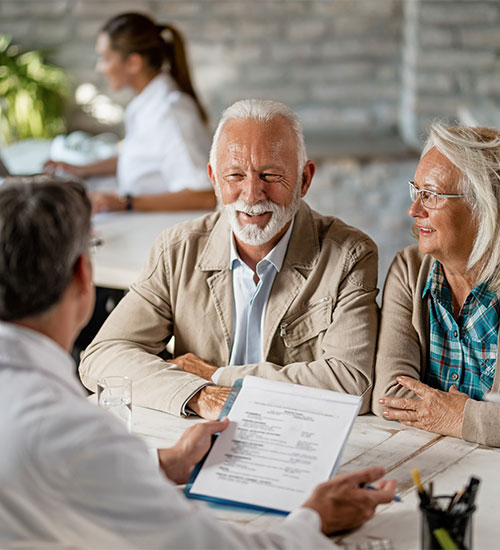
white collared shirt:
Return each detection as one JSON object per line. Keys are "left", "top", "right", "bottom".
{"left": 0, "top": 322, "right": 331, "bottom": 549}
{"left": 117, "top": 73, "right": 211, "bottom": 196}
{"left": 212, "top": 221, "right": 294, "bottom": 384}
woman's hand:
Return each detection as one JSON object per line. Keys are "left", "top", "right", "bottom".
{"left": 43, "top": 160, "right": 88, "bottom": 178}
{"left": 90, "top": 192, "right": 127, "bottom": 213}
{"left": 378, "top": 376, "right": 469, "bottom": 438}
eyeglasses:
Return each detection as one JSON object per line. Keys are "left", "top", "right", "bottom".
{"left": 89, "top": 236, "right": 104, "bottom": 254}
{"left": 408, "top": 181, "right": 465, "bottom": 209}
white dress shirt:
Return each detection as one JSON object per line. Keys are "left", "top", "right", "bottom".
{"left": 117, "top": 73, "right": 211, "bottom": 197}
{"left": 212, "top": 221, "right": 294, "bottom": 384}
{"left": 0, "top": 322, "right": 334, "bottom": 549}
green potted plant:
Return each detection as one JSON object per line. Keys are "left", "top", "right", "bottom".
{"left": 0, "top": 34, "right": 68, "bottom": 144}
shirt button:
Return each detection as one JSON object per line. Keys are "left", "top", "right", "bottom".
{"left": 451, "top": 373, "right": 459, "bottom": 381}
{"left": 453, "top": 330, "right": 458, "bottom": 338}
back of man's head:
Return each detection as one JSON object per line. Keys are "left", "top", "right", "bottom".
{"left": 0, "top": 179, "right": 91, "bottom": 321}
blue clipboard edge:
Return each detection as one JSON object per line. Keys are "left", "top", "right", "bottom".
{"left": 184, "top": 377, "right": 362, "bottom": 514}
{"left": 184, "top": 379, "right": 249, "bottom": 504}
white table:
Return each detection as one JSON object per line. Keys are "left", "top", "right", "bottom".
{"left": 0, "top": 139, "right": 210, "bottom": 290}
{"left": 91, "top": 211, "right": 208, "bottom": 289}
{"left": 130, "top": 405, "right": 498, "bottom": 549}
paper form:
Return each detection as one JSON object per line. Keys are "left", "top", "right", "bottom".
{"left": 189, "top": 376, "right": 361, "bottom": 512}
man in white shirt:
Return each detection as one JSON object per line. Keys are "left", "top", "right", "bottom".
{"left": 81, "top": 99, "right": 379, "bottom": 419}
{"left": 0, "top": 179, "right": 395, "bottom": 548}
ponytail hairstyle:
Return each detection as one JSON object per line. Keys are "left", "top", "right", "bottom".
{"left": 101, "top": 12, "right": 208, "bottom": 124}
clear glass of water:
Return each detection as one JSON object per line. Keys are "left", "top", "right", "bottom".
{"left": 97, "top": 376, "right": 132, "bottom": 432}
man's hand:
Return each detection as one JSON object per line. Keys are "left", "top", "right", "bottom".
{"left": 90, "top": 192, "right": 126, "bottom": 214}
{"left": 378, "top": 376, "right": 469, "bottom": 438}
{"left": 187, "top": 385, "right": 231, "bottom": 419}
{"left": 171, "top": 352, "right": 219, "bottom": 381}
{"left": 303, "top": 467, "right": 396, "bottom": 534}
{"left": 157, "top": 418, "right": 229, "bottom": 484}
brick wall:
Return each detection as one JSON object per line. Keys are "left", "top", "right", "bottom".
{"left": 401, "top": 0, "right": 500, "bottom": 146}
{"left": 0, "top": 0, "right": 404, "bottom": 142}
{"left": 1, "top": 0, "right": 499, "bottom": 146}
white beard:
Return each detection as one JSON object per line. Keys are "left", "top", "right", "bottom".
{"left": 222, "top": 185, "right": 301, "bottom": 246}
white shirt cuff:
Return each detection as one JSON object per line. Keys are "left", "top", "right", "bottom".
{"left": 211, "top": 367, "right": 224, "bottom": 384}
{"left": 180, "top": 383, "right": 211, "bottom": 416}
{"left": 285, "top": 507, "right": 323, "bottom": 532}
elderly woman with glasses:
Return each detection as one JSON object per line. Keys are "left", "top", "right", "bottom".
{"left": 372, "top": 123, "right": 500, "bottom": 447}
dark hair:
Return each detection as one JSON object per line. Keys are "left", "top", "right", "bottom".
{"left": 101, "top": 12, "right": 208, "bottom": 124}
{"left": 0, "top": 179, "right": 91, "bottom": 321}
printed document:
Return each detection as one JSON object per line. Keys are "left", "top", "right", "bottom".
{"left": 187, "top": 376, "right": 361, "bottom": 513}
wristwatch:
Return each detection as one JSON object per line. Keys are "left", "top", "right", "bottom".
{"left": 125, "top": 194, "right": 134, "bottom": 211}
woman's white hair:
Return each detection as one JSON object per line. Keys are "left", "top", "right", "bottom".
{"left": 423, "top": 121, "right": 500, "bottom": 292}
{"left": 209, "top": 99, "right": 308, "bottom": 175}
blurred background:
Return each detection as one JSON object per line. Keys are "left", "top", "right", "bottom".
{"left": 1, "top": 0, "right": 499, "bottom": 285}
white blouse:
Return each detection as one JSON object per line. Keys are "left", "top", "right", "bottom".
{"left": 117, "top": 73, "right": 212, "bottom": 196}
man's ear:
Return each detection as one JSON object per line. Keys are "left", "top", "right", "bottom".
{"left": 208, "top": 163, "right": 217, "bottom": 192}
{"left": 300, "top": 160, "right": 315, "bottom": 198}
{"left": 72, "top": 253, "right": 93, "bottom": 296}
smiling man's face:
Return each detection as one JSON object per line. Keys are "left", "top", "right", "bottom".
{"left": 209, "top": 116, "right": 307, "bottom": 249}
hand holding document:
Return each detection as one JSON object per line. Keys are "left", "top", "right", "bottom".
{"left": 186, "top": 376, "right": 362, "bottom": 513}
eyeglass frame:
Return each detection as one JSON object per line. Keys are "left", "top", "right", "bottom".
{"left": 408, "top": 181, "right": 465, "bottom": 209}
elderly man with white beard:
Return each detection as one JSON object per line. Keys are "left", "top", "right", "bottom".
{"left": 80, "top": 99, "right": 379, "bottom": 419}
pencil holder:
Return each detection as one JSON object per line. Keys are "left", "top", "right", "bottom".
{"left": 420, "top": 496, "right": 475, "bottom": 550}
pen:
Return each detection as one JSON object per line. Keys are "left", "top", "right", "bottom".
{"left": 447, "top": 487, "right": 466, "bottom": 513}
{"left": 360, "top": 483, "right": 402, "bottom": 502}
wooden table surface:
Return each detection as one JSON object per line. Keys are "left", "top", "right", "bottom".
{"left": 130, "top": 404, "right": 498, "bottom": 549}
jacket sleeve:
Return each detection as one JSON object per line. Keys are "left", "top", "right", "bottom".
{"left": 371, "top": 251, "right": 424, "bottom": 416}
{"left": 462, "top": 399, "right": 500, "bottom": 447}
{"left": 217, "top": 238, "right": 379, "bottom": 414}
{"left": 79, "top": 233, "right": 209, "bottom": 416}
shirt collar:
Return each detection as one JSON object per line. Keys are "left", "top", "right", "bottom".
{"left": 422, "top": 260, "right": 444, "bottom": 299}
{"left": 125, "top": 73, "right": 178, "bottom": 121}
{"left": 229, "top": 218, "right": 295, "bottom": 272}
{"left": 423, "top": 259, "right": 497, "bottom": 308}
{"left": 0, "top": 321, "right": 86, "bottom": 397}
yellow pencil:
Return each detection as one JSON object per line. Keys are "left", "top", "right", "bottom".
{"left": 412, "top": 468, "right": 424, "bottom": 493}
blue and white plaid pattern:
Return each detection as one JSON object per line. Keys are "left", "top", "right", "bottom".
{"left": 423, "top": 261, "right": 499, "bottom": 400}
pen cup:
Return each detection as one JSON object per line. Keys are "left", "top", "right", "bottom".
{"left": 420, "top": 496, "right": 475, "bottom": 550}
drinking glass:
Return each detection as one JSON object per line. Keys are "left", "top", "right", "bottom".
{"left": 97, "top": 376, "right": 132, "bottom": 432}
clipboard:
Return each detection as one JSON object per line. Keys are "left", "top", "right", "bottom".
{"left": 184, "top": 376, "right": 361, "bottom": 515}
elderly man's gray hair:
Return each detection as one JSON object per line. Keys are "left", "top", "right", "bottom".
{"left": 0, "top": 179, "right": 91, "bottom": 321}
{"left": 422, "top": 122, "right": 500, "bottom": 292}
{"left": 209, "top": 99, "right": 308, "bottom": 175}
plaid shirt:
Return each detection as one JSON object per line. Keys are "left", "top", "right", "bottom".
{"left": 423, "top": 261, "right": 499, "bottom": 400}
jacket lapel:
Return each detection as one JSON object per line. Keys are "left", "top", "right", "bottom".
{"left": 263, "top": 202, "right": 319, "bottom": 357}
{"left": 196, "top": 213, "right": 234, "bottom": 363}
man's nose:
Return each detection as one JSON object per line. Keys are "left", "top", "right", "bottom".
{"left": 241, "top": 174, "right": 266, "bottom": 204}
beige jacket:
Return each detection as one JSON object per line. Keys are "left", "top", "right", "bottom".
{"left": 80, "top": 201, "right": 379, "bottom": 415}
{"left": 372, "top": 245, "right": 500, "bottom": 447}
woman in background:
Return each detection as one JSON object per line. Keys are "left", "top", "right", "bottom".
{"left": 45, "top": 12, "right": 215, "bottom": 212}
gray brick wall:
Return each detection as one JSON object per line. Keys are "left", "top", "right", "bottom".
{"left": 401, "top": 0, "right": 500, "bottom": 146}
{"left": 0, "top": 0, "right": 404, "bottom": 141}
{"left": 1, "top": 0, "right": 499, "bottom": 146}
